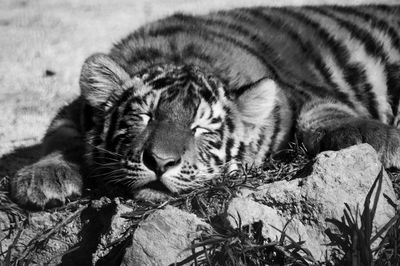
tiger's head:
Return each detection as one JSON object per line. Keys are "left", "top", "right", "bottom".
{"left": 80, "top": 54, "right": 292, "bottom": 201}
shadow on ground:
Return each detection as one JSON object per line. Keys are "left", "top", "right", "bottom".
{"left": 60, "top": 199, "right": 131, "bottom": 266}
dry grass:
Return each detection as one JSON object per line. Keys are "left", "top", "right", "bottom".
{"left": 0, "top": 142, "right": 399, "bottom": 265}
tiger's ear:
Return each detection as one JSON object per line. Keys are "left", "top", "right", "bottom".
{"left": 80, "top": 53, "right": 130, "bottom": 107}
{"left": 235, "top": 78, "right": 282, "bottom": 125}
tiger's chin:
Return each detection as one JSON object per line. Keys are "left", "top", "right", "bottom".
{"left": 133, "top": 188, "right": 174, "bottom": 202}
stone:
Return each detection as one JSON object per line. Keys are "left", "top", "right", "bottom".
{"left": 92, "top": 198, "right": 134, "bottom": 265}
{"left": 227, "top": 144, "right": 398, "bottom": 261}
{"left": 122, "top": 205, "right": 209, "bottom": 266}
{"left": 0, "top": 207, "right": 82, "bottom": 265}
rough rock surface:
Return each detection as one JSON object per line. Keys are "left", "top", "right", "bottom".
{"left": 227, "top": 144, "right": 398, "bottom": 261}
{"left": 122, "top": 205, "right": 209, "bottom": 266}
{"left": 0, "top": 197, "right": 133, "bottom": 265}
{"left": 2, "top": 143, "right": 398, "bottom": 265}
{"left": 1, "top": 145, "right": 398, "bottom": 264}
{"left": 92, "top": 198, "right": 134, "bottom": 265}
{"left": 0, "top": 205, "right": 83, "bottom": 265}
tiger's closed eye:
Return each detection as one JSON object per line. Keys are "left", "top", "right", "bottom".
{"left": 191, "top": 126, "right": 211, "bottom": 137}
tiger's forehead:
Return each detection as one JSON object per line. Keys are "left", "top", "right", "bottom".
{"left": 131, "top": 64, "right": 224, "bottom": 99}
{"left": 124, "top": 64, "right": 227, "bottom": 126}
{"left": 156, "top": 87, "right": 199, "bottom": 126}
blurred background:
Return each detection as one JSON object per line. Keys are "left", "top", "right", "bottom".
{"left": 0, "top": 0, "right": 398, "bottom": 156}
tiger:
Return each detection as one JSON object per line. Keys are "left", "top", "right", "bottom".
{"left": 10, "top": 5, "right": 400, "bottom": 209}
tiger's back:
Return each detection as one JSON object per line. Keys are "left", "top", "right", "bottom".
{"left": 112, "top": 5, "right": 400, "bottom": 124}
{"left": 10, "top": 5, "right": 400, "bottom": 209}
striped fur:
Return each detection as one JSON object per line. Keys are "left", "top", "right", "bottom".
{"left": 10, "top": 5, "right": 400, "bottom": 208}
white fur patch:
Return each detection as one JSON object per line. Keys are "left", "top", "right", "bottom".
{"left": 236, "top": 79, "right": 278, "bottom": 125}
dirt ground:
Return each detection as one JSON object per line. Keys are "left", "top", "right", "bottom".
{"left": 0, "top": 0, "right": 398, "bottom": 186}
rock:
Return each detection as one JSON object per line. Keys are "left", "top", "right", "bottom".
{"left": 122, "top": 205, "right": 209, "bottom": 266}
{"left": 226, "top": 197, "right": 286, "bottom": 239}
{"left": 92, "top": 198, "right": 134, "bottom": 265}
{"left": 0, "top": 206, "right": 82, "bottom": 265}
{"left": 227, "top": 144, "right": 397, "bottom": 261}
{"left": 0, "top": 197, "right": 130, "bottom": 266}
{"left": 2, "top": 144, "right": 397, "bottom": 264}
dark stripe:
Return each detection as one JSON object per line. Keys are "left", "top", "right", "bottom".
{"left": 211, "top": 116, "right": 222, "bottom": 124}
{"left": 235, "top": 141, "right": 246, "bottom": 162}
{"left": 207, "top": 107, "right": 214, "bottom": 120}
{"left": 256, "top": 130, "right": 266, "bottom": 149}
{"left": 146, "top": 24, "right": 184, "bottom": 38}
{"left": 200, "top": 12, "right": 287, "bottom": 74}
{"left": 149, "top": 14, "right": 307, "bottom": 94}
{"left": 148, "top": 76, "right": 177, "bottom": 90}
{"left": 386, "top": 64, "right": 400, "bottom": 121}
{"left": 244, "top": 9, "right": 331, "bottom": 82}
{"left": 198, "top": 147, "right": 210, "bottom": 163}
{"left": 105, "top": 89, "right": 137, "bottom": 151}
{"left": 107, "top": 89, "right": 134, "bottom": 114}
{"left": 209, "top": 11, "right": 337, "bottom": 101}
{"left": 182, "top": 43, "right": 215, "bottom": 65}
{"left": 216, "top": 124, "right": 224, "bottom": 140}
{"left": 308, "top": 6, "right": 390, "bottom": 120}
{"left": 280, "top": 7, "right": 380, "bottom": 119}
{"left": 225, "top": 117, "right": 234, "bottom": 133}
{"left": 331, "top": 6, "right": 400, "bottom": 51}
{"left": 134, "top": 14, "right": 310, "bottom": 104}
{"left": 309, "top": 7, "right": 388, "bottom": 61}
{"left": 122, "top": 99, "right": 143, "bottom": 116}
{"left": 206, "top": 166, "right": 214, "bottom": 174}
{"left": 268, "top": 105, "right": 281, "bottom": 152}
{"left": 224, "top": 106, "right": 235, "bottom": 133}
{"left": 331, "top": 5, "right": 400, "bottom": 122}
{"left": 142, "top": 68, "right": 165, "bottom": 83}
{"left": 111, "top": 128, "right": 126, "bottom": 151}
{"left": 369, "top": 5, "right": 399, "bottom": 13}
{"left": 210, "top": 152, "right": 223, "bottom": 166}
{"left": 209, "top": 138, "right": 222, "bottom": 150}
{"left": 239, "top": 9, "right": 356, "bottom": 108}
{"left": 147, "top": 23, "right": 272, "bottom": 75}
{"left": 199, "top": 88, "right": 214, "bottom": 104}
{"left": 225, "top": 138, "right": 234, "bottom": 163}
{"left": 105, "top": 108, "right": 124, "bottom": 151}
{"left": 125, "top": 47, "right": 163, "bottom": 66}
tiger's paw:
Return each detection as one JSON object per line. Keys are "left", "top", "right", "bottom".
{"left": 10, "top": 153, "right": 83, "bottom": 210}
{"left": 301, "top": 119, "right": 400, "bottom": 169}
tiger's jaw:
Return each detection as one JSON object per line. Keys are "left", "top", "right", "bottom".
{"left": 128, "top": 161, "right": 198, "bottom": 202}
{"left": 133, "top": 187, "right": 173, "bottom": 202}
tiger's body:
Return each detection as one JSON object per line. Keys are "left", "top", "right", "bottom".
{"left": 11, "top": 5, "right": 400, "bottom": 209}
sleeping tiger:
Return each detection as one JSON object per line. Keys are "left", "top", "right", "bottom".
{"left": 10, "top": 5, "right": 400, "bottom": 209}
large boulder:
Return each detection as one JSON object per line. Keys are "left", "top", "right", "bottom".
{"left": 122, "top": 205, "right": 209, "bottom": 266}
{"left": 227, "top": 144, "right": 397, "bottom": 261}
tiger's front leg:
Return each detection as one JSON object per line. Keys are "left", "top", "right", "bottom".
{"left": 10, "top": 100, "right": 84, "bottom": 210}
{"left": 297, "top": 99, "right": 400, "bottom": 169}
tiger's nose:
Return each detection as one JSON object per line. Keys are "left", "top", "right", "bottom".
{"left": 142, "top": 149, "right": 181, "bottom": 175}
